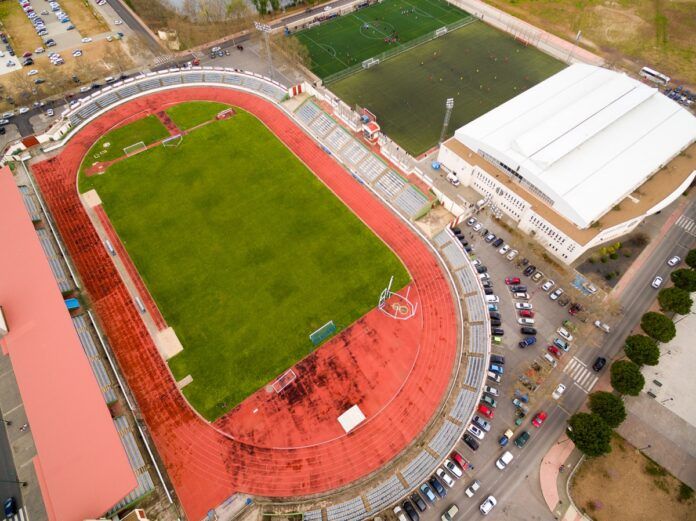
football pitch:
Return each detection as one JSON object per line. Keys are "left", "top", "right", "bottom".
{"left": 328, "top": 21, "right": 566, "bottom": 155}
{"left": 79, "top": 103, "right": 410, "bottom": 420}
{"left": 296, "top": 0, "right": 470, "bottom": 79}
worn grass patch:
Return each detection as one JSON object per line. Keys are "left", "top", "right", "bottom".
{"left": 165, "top": 101, "right": 230, "bottom": 130}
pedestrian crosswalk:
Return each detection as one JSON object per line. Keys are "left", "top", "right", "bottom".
{"left": 675, "top": 215, "right": 696, "bottom": 237}
{"left": 563, "top": 357, "right": 599, "bottom": 393}
{"left": 153, "top": 54, "right": 175, "bottom": 67}
{"left": 5, "top": 507, "right": 26, "bottom": 521}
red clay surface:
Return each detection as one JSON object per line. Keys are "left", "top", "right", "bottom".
{"left": 31, "top": 88, "right": 458, "bottom": 520}
{"left": 0, "top": 167, "right": 136, "bottom": 521}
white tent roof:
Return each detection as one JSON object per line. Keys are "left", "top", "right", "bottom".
{"left": 454, "top": 64, "right": 696, "bottom": 228}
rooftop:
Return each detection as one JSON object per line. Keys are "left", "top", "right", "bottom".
{"left": 454, "top": 64, "right": 696, "bottom": 228}
{"left": 0, "top": 167, "right": 135, "bottom": 521}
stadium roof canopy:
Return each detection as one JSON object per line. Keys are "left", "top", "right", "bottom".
{"left": 454, "top": 63, "right": 696, "bottom": 228}
{"left": 0, "top": 167, "right": 135, "bottom": 521}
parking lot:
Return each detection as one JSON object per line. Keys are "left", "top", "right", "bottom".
{"left": 389, "top": 211, "right": 611, "bottom": 521}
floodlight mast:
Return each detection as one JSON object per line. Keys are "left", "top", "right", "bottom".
{"left": 255, "top": 21, "right": 275, "bottom": 80}
{"left": 439, "top": 98, "right": 455, "bottom": 145}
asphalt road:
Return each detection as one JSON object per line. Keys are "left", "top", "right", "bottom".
{"left": 413, "top": 196, "right": 696, "bottom": 521}
{"left": 106, "top": 0, "right": 162, "bottom": 54}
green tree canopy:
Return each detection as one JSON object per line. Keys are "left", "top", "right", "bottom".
{"left": 671, "top": 268, "right": 696, "bottom": 292}
{"left": 610, "top": 360, "right": 645, "bottom": 396}
{"left": 685, "top": 249, "right": 696, "bottom": 270}
{"left": 624, "top": 334, "right": 660, "bottom": 366}
{"left": 658, "top": 287, "right": 693, "bottom": 315}
{"left": 640, "top": 311, "right": 676, "bottom": 342}
{"left": 567, "top": 413, "right": 612, "bottom": 457}
{"left": 588, "top": 391, "right": 627, "bottom": 428}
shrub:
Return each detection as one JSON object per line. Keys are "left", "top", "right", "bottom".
{"left": 601, "top": 256, "right": 608, "bottom": 263}
{"left": 678, "top": 483, "right": 694, "bottom": 502}
{"left": 610, "top": 252, "right": 619, "bottom": 260}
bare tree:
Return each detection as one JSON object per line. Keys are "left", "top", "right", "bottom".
{"left": 271, "top": 34, "right": 310, "bottom": 67}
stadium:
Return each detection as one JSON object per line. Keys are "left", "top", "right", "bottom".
{"left": 7, "top": 68, "right": 497, "bottom": 521}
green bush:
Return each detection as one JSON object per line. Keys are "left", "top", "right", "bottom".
{"left": 610, "top": 252, "right": 619, "bottom": 260}
{"left": 678, "top": 483, "right": 694, "bottom": 502}
{"left": 658, "top": 287, "right": 693, "bottom": 315}
{"left": 611, "top": 360, "right": 645, "bottom": 396}
{"left": 567, "top": 413, "right": 612, "bottom": 457}
{"left": 671, "top": 269, "right": 696, "bottom": 292}
{"left": 641, "top": 312, "right": 676, "bottom": 342}
{"left": 588, "top": 391, "right": 627, "bottom": 428}
{"left": 625, "top": 334, "right": 660, "bottom": 366}
{"left": 685, "top": 249, "right": 696, "bottom": 269}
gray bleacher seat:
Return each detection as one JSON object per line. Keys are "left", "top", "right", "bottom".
{"left": 450, "top": 386, "right": 478, "bottom": 422}
{"left": 326, "top": 497, "right": 366, "bottom": 521}
{"left": 465, "top": 295, "right": 485, "bottom": 323}
{"left": 441, "top": 242, "right": 467, "bottom": 270}
{"left": 469, "top": 323, "right": 487, "bottom": 354}
{"left": 401, "top": 450, "right": 436, "bottom": 487}
{"left": 302, "top": 510, "right": 322, "bottom": 521}
{"left": 375, "top": 170, "right": 406, "bottom": 200}
{"left": 394, "top": 185, "right": 428, "bottom": 219}
{"left": 117, "top": 84, "right": 140, "bottom": 99}
{"left": 428, "top": 419, "right": 459, "bottom": 458}
{"left": 365, "top": 475, "right": 405, "bottom": 514}
{"left": 19, "top": 185, "right": 41, "bottom": 222}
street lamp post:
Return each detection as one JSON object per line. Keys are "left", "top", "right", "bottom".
{"left": 637, "top": 444, "right": 652, "bottom": 451}
{"left": 0, "top": 479, "right": 27, "bottom": 487}
{"left": 661, "top": 397, "right": 674, "bottom": 404}
{"left": 254, "top": 21, "right": 274, "bottom": 81}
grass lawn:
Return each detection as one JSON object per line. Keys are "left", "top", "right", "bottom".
{"left": 296, "top": 0, "right": 469, "bottom": 78}
{"left": 484, "top": 0, "right": 696, "bottom": 86}
{"left": 571, "top": 435, "right": 695, "bottom": 520}
{"left": 165, "top": 101, "right": 230, "bottom": 130}
{"left": 329, "top": 21, "right": 564, "bottom": 155}
{"left": 79, "top": 107, "right": 410, "bottom": 420}
{"left": 79, "top": 115, "right": 169, "bottom": 174}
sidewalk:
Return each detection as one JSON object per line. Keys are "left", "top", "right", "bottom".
{"left": 539, "top": 434, "right": 586, "bottom": 520}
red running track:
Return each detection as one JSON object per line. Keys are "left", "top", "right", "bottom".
{"left": 32, "top": 88, "right": 458, "bottom": 520}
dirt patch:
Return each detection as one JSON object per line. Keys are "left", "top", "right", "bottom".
{"left": 576, "top": 233, "right": 650, "bottom": 288}
{"left": 414, "top": 204, "right": 453, "bottom": 238}
{"left": 593, "top": 5, "right": 650, "bottom": 45}
{"left": 571, "top": 435, "right": 695, "bottom": 521}
{"left": 0, "top": 0, "right": 44, "bottom": 53}
{"left": 0, "top": 39, "right": 133, "bottom": 112}
{"left": 61, "top": 0, "right": 109, "bottom": 36}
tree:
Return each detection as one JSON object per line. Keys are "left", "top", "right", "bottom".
{"left": 610, "top": 360, "right": 645, "bottom": 396}
{"left": 624, "top": 334, "right": 660, "bottom": 366}
{"left": 588, "top": 391, "right": 627, "bottom": 428}
{"left": 567, "top": 413, "right": 612, "bottom": 457}
{"left": 658, "top": 287, "right": 693, "bottom": 315}
{"left": 671, "top": 268, "right": 696, "bottom": 292}
{"left": 640, "top": 311, "right": 676, "bottom": 342}
{"left": 685, "top": 249, "right": 696, "bottom": 270}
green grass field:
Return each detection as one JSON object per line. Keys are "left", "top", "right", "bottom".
{"left": 329, "top": 21, "right": 565, "bottom": 155}
{"left": 165, "top": 101, "right": 229, "bottom": 130}
{"left": 79, "top": 103, "right": 410, "bottom": 420}
{"left": 296, "top": 0, "right": 469, "bottom": 78}
{"left": 80, "top": 115, "right": 169, "bottom": 169}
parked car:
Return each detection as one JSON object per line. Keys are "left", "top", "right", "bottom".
{"left": 440, "top": 504, "right": 459, "bottom": 521}
{"left": 511, "top": 285, "right": 527, "bottom": 293}
{"left": 403, "top": 500, "right": 419, "bottom": 521}
{"left": 557, "top": 327, "right": 574, "bottom": 342}
{"left": 473, "top": 223, "right": 482, "bottom": 232}
{"left": 498, "top": 244, "right": 510, "bottom": 255}
{"left": 552, "top": 383, "right": 566, "bottom": 400}
{"left": 480, "top": 496, "right": 497, "bottom": 516}
{"left": 420, "top": 483, "right": 437, "bottom": 503}
{"left": 491, "top": 327, "right": 504, "bottom": 336}
{"left": 467, "top": 424, "right": 485, "bottom": 440}
{"left": 541, "top": 279, "right": 555, "bottom": 291}
{"left": 444, "top": 459, "right": 463, "bottom": 478}
{"left": 520, "top": 326, "right": 537, "bottom": 335}
{"left": 519, "top": 309, "right": 534, "bottom": 318}
{"left": 393, "top": 506, "right": 408, "bottom": 521}
{"left": 532, "top": 411, "right": 548, "bottom": 427}
{"left": 523, "top": 265, "right": 536, "bottom": 276}
{"left": 514, "top": 430, "right": 530, "bottom": 448}
{"left": 550, "top": 288, "right": 564, "bottom": 300}
{"left": 490, "top": 354, "right": 505, "bottom": 365}
{"left": 480, "top": 394, "right": 497, "bottom": 408}
{"left": 483, "top": 385, "right": 498, "bottom": 396}
{"left": 466, "top": 217, "right": 476, "bottom": 226}
{"left": 594, "top": 320, "right": 611, "bottom": 333}
{"left": 547, "top": 345, "right": 562, "bottom": 358}
{"left": 505, "top": 276, "right": 521, "bottom": 285}
{"left": 531, "top": 271, "right": 544, "bottom": 283}
{"left": 553, "top": 338, "right": 570, "bottom": 351}
{"left": 495, "top": 451, "right": 514, "bottom": 470}
{"left": 492, "top": 238, "right": 504, "bottom": 248}
{"left": 487, "top": 371, "right": 501, "bottom": 384}
{"left": 518, "top": 317, "right": 535, "bottom": 326}
{"left": 462, "top": 433, "right": 479, "bottom": 451}
{"left": 465, "top": 479, "right": 481, "bottom": 498}
{"left": 436, "top": 468, "right": 455, "bottom": 488}
{"left": 506, "top": 249, "right": 518, "bottom": 261}
{"left": 429, "top": 476, "right": 447, "bottom": 497}
{"left": 518, "top": 336, "right": 536, "bottom": 348}
{"left": 409, "top": 493, "right": 427, "bottom": 512}
{"left": 478, "top": 404, "right": 494, "bottom": 419}
{"left": 513, "top": 292, "right": 529, "bottom": 300}
{"left": 592, "top": 357, "right": 607, "bottom": 371}
{"left": 515, "top": 302, "right": 533, "bottom": 310}
{"left": 3, "top": 498, "right": 16, "bottom": 519}
{"left": 489, "top": 363, "right": 503, "bottom": 375}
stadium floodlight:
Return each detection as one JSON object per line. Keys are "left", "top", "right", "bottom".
{"left": 255, "top": 21, "right": 275, "bottom": 80}
{"left": 439, "top": 98, "right": 455, "bottom": 145}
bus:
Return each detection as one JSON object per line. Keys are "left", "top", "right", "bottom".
{"left": 639, "top": 66, "right": 670, "bottom": 86}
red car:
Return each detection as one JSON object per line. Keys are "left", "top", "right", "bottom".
{"left": 532, "top": 411, "right": 548, "bottom": 428}
{"left": 505, "top": 277, "right": 521, "bottom": 285}
{"left": 478, "top": 404, "right": 494, "bottom": 419}
{"left": 451, "top": 451, "right": 469, "bottom": 470}
{"left": 519, "top": 309, "right": 535, "bottom": 318}
{"left": 547, "top": 345, "right": 562, "bottom": 358}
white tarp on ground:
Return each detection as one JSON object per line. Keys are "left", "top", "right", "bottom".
{"left": 455, "top": 64, "right": 696, "bottom": 228}
{"left": 338, "top": 404, "right": 366, "bottom": 433}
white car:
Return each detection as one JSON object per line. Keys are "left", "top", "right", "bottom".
{"left": 552, "top": 383, "right": 566, "bottom": 400}
{"left": 498, "top": 244, "right": 510, "bottom": 255}
{"left": 467, "top": 424, "right": 485, "bottom": 440}
{"left": 114, "top": 19, "right": 123, "bottom": 24}
{"left": 34, "top": 47, "right": 45, "bottom": 53}
{"left": 485, "top": 295, "right": 499, "bottom": 304}
{"left": 18, "top": 107, "right": 30, "bottom": 114}
{"left": 550, "top": 288, "right": 564, "bottom": 300}
{"left": 466, "top": 217, "right": 476, "bottom": 226}
{"left": 444, "top": 459, "right": 463, "bottom": 478}
{"left": 557, "top": 327, "right": 574, "bottom": 342}
{"left": 79, "top": 85, "right": 90, "bottom": 92}
{"left": 667, "top": 256, "right": 681, "bottom": 267}
{"left": 495, "top": 451, "right": 513, "bottom": 470}
{"left": 106, "top": 35, "right": 113, "bottom": 42}
{"left": 480, "top": 495, "right": 497, "bottom": 515}
{"left": 97, "top": 0, "right": 106, "bottom": 4}
{"left": 484, "top": 385, "right": 498, "bottom": 396}
{"left": 1, "top": 112, "right": 13, "bottom": 119}
{"left": 473, "top": 223, "right": 482, "bottom": 232}
{"left": 651, "top": 276, "right": 663, "bottom": 288}
{"left": 542, "top": 279, "right": 555, "bottom": 292}
{"left": 506, "top": 249, "right": 518, "bottom": 261}
{"left": 81, "top": 37, "right": 93, "bottom": 43}
{"left": 27, "top": 69, "right": 39, "bottom": 76}
{"left": 465, "top": 479, "right": 481, "bottom": 498}
{"left": 479, "top": 272, "right": 490, "bottom": 280}
{"left": 436, "top": 468, "right": 455, "bottom": 488}
{"left": 46, "top": 108, "right": 54, "bottom": 117}
{"left": 72, "top": 49, "right": 83, "bottom": 57}
{"left": 515, "top": 302, "right": 532, "bottom": 310}
{"left": 518, "top": 317, "right": 535, "bottom": 325}
{"left": 446, "top": 172, "right": 460, "bottom": 186}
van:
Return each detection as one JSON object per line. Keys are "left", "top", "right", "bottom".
{"left": 543, "top": 353, "right": 557, "bottom": 367}
{"left": 441, "top": 504, "right": 459, "bottom": 521}
{"left": 446, "top": 172, "right": 460, "bottom": 186}
{"left": 485, "top": 295, "right": 499, "bottom": 303}
{"left": 594, "top": 320, "right": 611, "bottom": 333}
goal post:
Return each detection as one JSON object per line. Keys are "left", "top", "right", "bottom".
{"left": 162, "top": 134, "right": 183, "bottom": 147}
{"left": 123, "top": 141, "right": 146, "bottom": 157}
{"left": 309, "top": 320, "right": 337, "bottom": 346}
{"left": 362, "top": 57, "right": 380, "bottom": 69}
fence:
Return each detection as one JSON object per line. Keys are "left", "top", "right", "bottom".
{"left": 323, "top": 17, "right": 479, "bottom": 84}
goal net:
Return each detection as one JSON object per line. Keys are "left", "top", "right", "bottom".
{"left": 162, "top": 134, "right": 183, "bottom": 147}
{"left": 123, "top": 141, "right": 146, "bottom": 157}
{"left": 435, "top": 26, "right": 448, "bottom": 37}
{"left": 362, "top": 57, "right": 380, "bottom": 69}
{"left": 309, "top": 320, "right": 337, "bottom": 346}
{"left": 272, "top": 369, "right": 297, "bottom": 394}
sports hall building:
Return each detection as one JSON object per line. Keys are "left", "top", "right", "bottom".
{"left": 438, "top": 64, "right": 696, "bottom": 264}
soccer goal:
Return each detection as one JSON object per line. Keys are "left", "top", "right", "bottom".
{"left": 435, "top": 26, "right": 448, "bottom": 37}
{"left": 309, "top": 320, "right": 337, "bottom": 346}
{"left": 123, "top": 141, "right": 146, "bottom": 157}
{"left": 272, "top": 369, "right": 297, "bottom": 394}
{"left": 162, "top": 134, "right": 183, "bottom": 148}
{"left": 362, "top": 57, "right": 380, "bottom": 69}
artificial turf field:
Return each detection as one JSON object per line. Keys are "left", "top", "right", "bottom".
{"left": 329, "top": 21, "right": 566, "bottom": 156}
{"left": 296, "top": 0, "right": 469, "bottom": 79}
{"left": 79, "top": 102, "right": 410, "bottom": 420}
